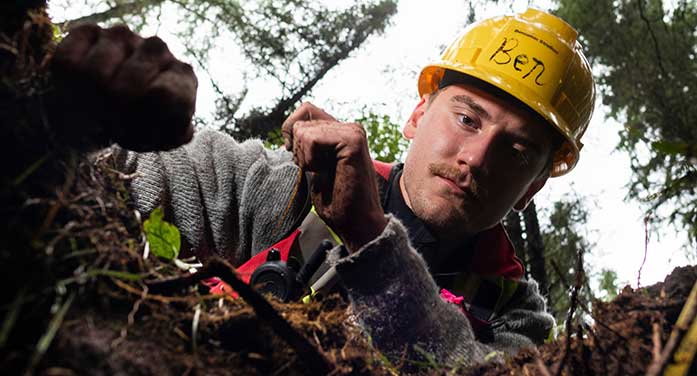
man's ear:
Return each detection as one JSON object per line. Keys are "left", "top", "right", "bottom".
{"left": 403, "top": 95, "right": 428, "bottom": 139}
{"left": 513, "top": 176, "right": 548, "bottom": 212}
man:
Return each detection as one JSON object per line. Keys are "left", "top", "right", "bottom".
{"left": 51, "top": 8, "right": 595, "bottom": 368}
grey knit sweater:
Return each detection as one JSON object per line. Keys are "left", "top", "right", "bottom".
{"left": 113, "top": 129, "right": 554, "bottom": 369}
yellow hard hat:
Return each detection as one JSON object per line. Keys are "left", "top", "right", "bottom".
{"left": 418, "top": 8, "right": 595, "bottom": 177}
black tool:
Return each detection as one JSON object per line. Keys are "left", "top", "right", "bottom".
{"left": 250, "top": 240, "right": 333, "bottom": 302}
{"left": 296, "top": 240, "right": 333, "bottom": 287}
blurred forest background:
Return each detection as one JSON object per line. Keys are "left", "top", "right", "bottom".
{"left": 48, "top": 0, "right": 696, "bottom": 325}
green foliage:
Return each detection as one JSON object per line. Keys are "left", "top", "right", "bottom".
{"left": 143, "top": 207, "right": 181, "bottom": 260}
{"left": 262, "top": 108, "right": 409, "bottom": 162}
{"left": 357, "top": 110, "right": 409, "bottom": 163}
{"left": 598, "top": 268, "right": 619, "bottom": 301}
{"left": 651, "top": 141, "right": 694, "bottom": 157}
{"left": 264, "top": 127, "right": 284, "bottom": 149}
{"left": 555, "top": 0, "right": 697, "bottom": 248}
{"left": 541, "top": 195, "right": 595, "bottom": 323}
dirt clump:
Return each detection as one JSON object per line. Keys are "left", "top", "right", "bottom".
{"left": 466, "top": 265, "right": 697, "bottom": 375}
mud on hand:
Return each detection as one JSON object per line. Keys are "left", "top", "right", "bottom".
{"left": 290, "top": 118, "right": 387, "bottom": 253}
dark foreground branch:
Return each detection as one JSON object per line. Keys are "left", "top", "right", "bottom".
{"left": 146, "top": 257, "right": 333, "bottom": 375}
{"left": 646, "top": 279, "right": 697, "bottom": 376}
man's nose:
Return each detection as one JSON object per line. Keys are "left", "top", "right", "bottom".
{"left": 456, "top": 130, "right": 497, "bottom": 173}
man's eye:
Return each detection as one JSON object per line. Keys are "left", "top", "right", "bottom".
{"left": 458, "top": 114, "right": 477, "bottom": 128}
{"left": 513, "top": 147, "right": 530, "bottom": 166}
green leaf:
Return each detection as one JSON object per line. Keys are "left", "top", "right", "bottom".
{"left": 651, "top": 141, "right": 689, "bottom": 156}
{"left": 143, "top": 207, "right": 181, "bottom": 260}
{"left": 52, "top": 24, "right": 64, "bottom": 42}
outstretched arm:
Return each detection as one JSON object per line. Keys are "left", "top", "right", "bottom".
{"left": 51, "top": 24, "right": 309, "bottom": 263}
{"left": 112, "top": 130, "right": 310, "bottom": 265}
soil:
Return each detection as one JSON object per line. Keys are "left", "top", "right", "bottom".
{"left": 3, "top": 3, "right": 697, "bottom": 375}
{"left": 466, "top": 265, "right": 697, "bottom": 376}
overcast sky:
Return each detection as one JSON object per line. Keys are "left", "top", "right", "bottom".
{"left": 50, "top": 0, "right": 691, "bottom": 290}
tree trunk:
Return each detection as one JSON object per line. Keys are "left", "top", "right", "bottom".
{"left": 56, "top": 0, "right": 166, "bottom": 27}
{"left": 504, "top": 210, "right": 528, "bottom": 279}
{"left": 522, "top": 201, "right": 549, "bottom": 297}
{"left": 230, "top": 15, "right": 379, "bottom": 140}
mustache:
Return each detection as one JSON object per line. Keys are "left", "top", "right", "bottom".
{"left": 428, "top": 162, "right": 483, "bottom": 199}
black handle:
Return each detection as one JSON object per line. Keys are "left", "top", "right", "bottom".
{"left": 296, "top": 240, "right": 333, "bottom": 287}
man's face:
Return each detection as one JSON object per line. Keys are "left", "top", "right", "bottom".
{"left": 401, "top": 83, "right": 557, "bottom": 238}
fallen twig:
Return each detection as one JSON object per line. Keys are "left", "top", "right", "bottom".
{"left": 576, "top": 323, "right": 590, "bottom": 374}
{"left": 32, "top": 154, "right": 78, "bottom": 246}
{"left": 646, "top": 278, "right": 697, "bottom": 376}
{"left": 146, "top": 257, "right": 334, "bottom": 375}
{"left": 637, "top": 214, "right": 651, "bottom": 288}
{"left": 652, "top": 321, "right": 662, "bottom": 363}
{"left": 550, "top": 259, "right": 628, "bottom": 341}
{"left": 192, "top": 303, "right": 201, "bottom": 354}
{"left": 111, "top": 284, "right": 148, "bottom": 348}
{"left": 536, "top": 357, "right": 552, "bottom": 376}
{"left": 584, "top": 323, "right": 609, "bottom": 375}
{"left": 110, "top": 278, "right": 222, "bottom": 304}
{"left": 554, "top": 248, "right": 585, "bottom": 376}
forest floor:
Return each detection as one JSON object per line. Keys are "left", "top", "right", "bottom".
{"left": 2, "top": 3, "right": 697, "bottom": 375}
{"left": 4, "top": 148, "right": 695, "bottom": 375}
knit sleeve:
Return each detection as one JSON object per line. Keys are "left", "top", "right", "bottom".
{"left": 489, "top": 279, "right": 556, "bottom": 353}
{"left": 333, "top": 215, "right": 554, "bottom": 369}
{"left": 112, "top": 129, "right": 309, "bottom": 264}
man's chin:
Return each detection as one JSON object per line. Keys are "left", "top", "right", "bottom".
{"left": 418, "top": 207, "right": 469, "bottom": 232}
{"left": 419, "top": 205, "right": 496, "bottom": 236}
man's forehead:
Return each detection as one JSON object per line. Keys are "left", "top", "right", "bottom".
{"left": 449, "top": 94, "right": 490, "bottom": 121}
{"left": 437, "top": 85, "right": 528, "bottom": 122}
{"left": 436, "top": 84, "right": 558, "bottom": 148}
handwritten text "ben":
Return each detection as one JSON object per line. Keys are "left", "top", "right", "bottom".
{"left": 489, "top": 37, "right": 546, "bottom": 86}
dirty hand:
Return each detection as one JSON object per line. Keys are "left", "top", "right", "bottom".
{"left": 281, "top": 102, "right": 337, "bottom": 151}
{"left": 291, "top": 117, "right": 387, "bottom": 253}
{"left": 51, "top": 24, "right": 197, "bottom": 152}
